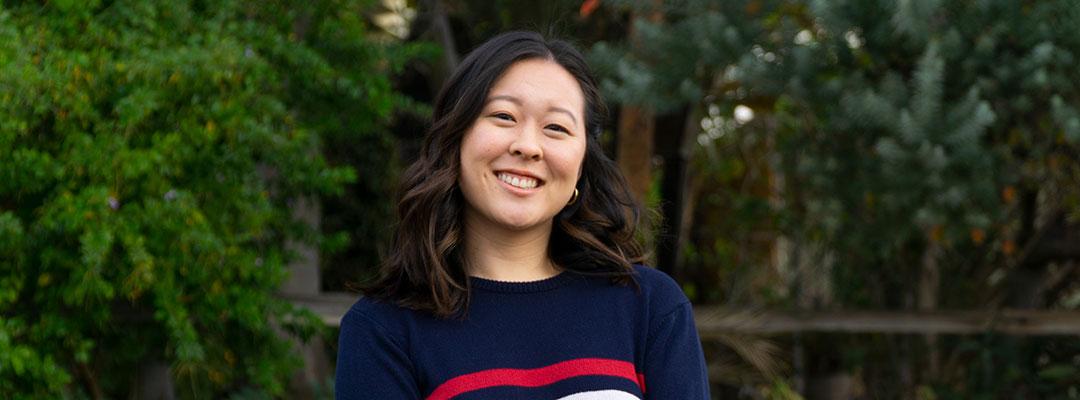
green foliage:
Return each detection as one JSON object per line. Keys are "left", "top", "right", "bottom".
{"left": 772, "top": 35, "right": 1002, "bottom": 307}
{"left": 0, "top": 0, "right": 411, "bottom": 397}
{"left": 593, "top": 0, "right": 1080, "bottom": 396}
{"left": 929, "top": 336, "right": 1080, "bottom": 399}
{"left": 252, "top": 0, "right": 435, "bottom": 291}
{"left": 760, "top": 378, "right": 805, "bottom": 400}
{"left": 590, "top": 0, "right": 771, "bottom": 112}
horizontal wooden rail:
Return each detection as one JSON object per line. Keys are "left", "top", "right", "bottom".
{"left": 692, "top": 307, "right": 1080, "bottom": 336}
{"left": 284, "top": 292, "right": 358, "bottom": 326}
{"left": 284, "top": 293, "right": 1080, "bottom": 336}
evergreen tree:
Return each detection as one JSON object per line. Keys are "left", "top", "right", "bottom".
{"left": 592, "top": 0, "right": 1080, "bottom": 396}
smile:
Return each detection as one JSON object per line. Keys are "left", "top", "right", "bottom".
{"left": 496, "top": 171, "right": 543, "bottom": 190}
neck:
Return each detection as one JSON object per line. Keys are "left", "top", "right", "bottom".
{"left": 462, "top": 212, "right": 560, "bottom": 282}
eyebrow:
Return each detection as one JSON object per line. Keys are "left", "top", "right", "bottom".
{"left": 487, "top": 95, "right": 579, "bottom": 126}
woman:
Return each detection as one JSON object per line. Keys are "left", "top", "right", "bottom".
{"left": 335, "top": 31, "right": 710, "bottom": 400}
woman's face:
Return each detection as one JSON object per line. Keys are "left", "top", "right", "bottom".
{"left": 458, "top": 58, "right": 587, "bottom": 233}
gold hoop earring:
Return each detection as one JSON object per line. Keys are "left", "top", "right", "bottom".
{"left": 567, "top": 189, "right": 579, "bottom": 205}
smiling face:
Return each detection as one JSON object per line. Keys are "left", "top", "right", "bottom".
{"left": 458, "top": 58, "right": 587, "bottom": 234}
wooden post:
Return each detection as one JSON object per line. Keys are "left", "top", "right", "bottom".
{"left": 130, "top": 360, "right": 175, "bottom": 400}
{"left": 282, "top": 196, "right": 332, "bottom": 399}
{"left": 918, "top": 240, "right": 942, "bottom": 381}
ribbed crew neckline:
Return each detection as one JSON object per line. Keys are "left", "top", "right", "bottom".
{"left": 468, "top": 271, "right": 575, "bottom": 293}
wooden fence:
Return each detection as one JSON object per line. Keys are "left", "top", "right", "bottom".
{"left": 283, "top": 292, "right": 1080, "bottom": 336}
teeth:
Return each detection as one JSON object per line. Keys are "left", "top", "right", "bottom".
{"left": 498, "top": 172, "right": 538, "bottom": 189}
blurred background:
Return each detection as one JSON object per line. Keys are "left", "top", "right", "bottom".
{"left": 2, "top": 0, "right": 1080, "bottom": 399}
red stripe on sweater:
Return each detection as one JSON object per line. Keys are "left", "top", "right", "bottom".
{"left": 425, "top": 358, "right": 643, "bottom": 400}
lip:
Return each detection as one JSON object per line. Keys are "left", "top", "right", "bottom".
{"left": 494, "top": 169, "right": 545, "bottom": 183}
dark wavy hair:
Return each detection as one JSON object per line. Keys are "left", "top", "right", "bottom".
{"left": 361, "top": 31, "right": 645, "bottom": 319}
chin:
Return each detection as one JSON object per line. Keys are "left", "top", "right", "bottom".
{"left": 494, "top": 212, "right": 549, "bottom": 231}
{"left": 499, "top": 219, "right": 543, "bottom": 231}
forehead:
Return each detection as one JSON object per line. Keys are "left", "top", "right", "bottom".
{"left": 486, "top": 59, "right": 585, "bottom": 117}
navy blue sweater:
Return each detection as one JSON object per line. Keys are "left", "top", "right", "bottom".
{"left": 335, "top": 265, "right": 710, "bottom": 399}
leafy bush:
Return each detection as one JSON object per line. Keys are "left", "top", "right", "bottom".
{"left": 0, "top": 0, "right": 415, "bottom": 397}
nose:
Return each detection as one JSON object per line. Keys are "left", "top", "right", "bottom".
{"left": 508, "top": 123, "right": 543, "bottom": 161}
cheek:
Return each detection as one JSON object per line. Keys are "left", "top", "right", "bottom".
{"left": 465, "top": 126, "right": 507, "bottom": 157}
{"left": 458, "top": 129, "right": 508, "bottom": 200}
{"left": 460, "top": 131, "right": 494, "bottom": 171}
{"left": 551, "top": 143, "right": 586, "bottom": 181}
{"left": 458, "top": 137, "right": 483, "bottom": 194}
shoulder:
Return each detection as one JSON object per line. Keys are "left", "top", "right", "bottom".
{"left": 629, "top": 264, "right": 691, "bottom": 317}
{"left": 340, "top": 295, "right": 415, "bottom": 342}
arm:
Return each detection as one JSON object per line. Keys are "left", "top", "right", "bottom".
{"left": 642, "top": 301, "right": 711, "bottom": 399}
{"left": 335, "top": 306, "right": 421, "bottom": 400}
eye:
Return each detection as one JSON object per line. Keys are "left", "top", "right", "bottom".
{"left": 545, "top": 124, "right": 571, "bottom": 134}
{"left": 491, "top": 112, "right": 516, "bottom": 122}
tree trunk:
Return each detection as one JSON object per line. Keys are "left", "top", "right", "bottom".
{"left": 918, "top": 239, "right": 941, "bottom": 382}
{"left": 656, "top": 107, "right": 698, "bottom": 278}
{"left": 616, "top": 5, "right": 663, "bottom": 254}
{"left": 416, "top": 0, "right": 459, "bottom": 93}
{"left": 617, "top": 105, "right": 655, "bottom": 206}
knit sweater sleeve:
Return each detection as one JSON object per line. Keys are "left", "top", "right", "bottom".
{"left": 335, "top": 304, "right": 420, "bottom": 400}
{"left": 643, "top": 301, "right": 711, "bottom": 399}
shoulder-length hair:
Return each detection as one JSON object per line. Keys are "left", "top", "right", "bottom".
{"left": 362, "top": 31, "right": 645, "bottom": 319}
